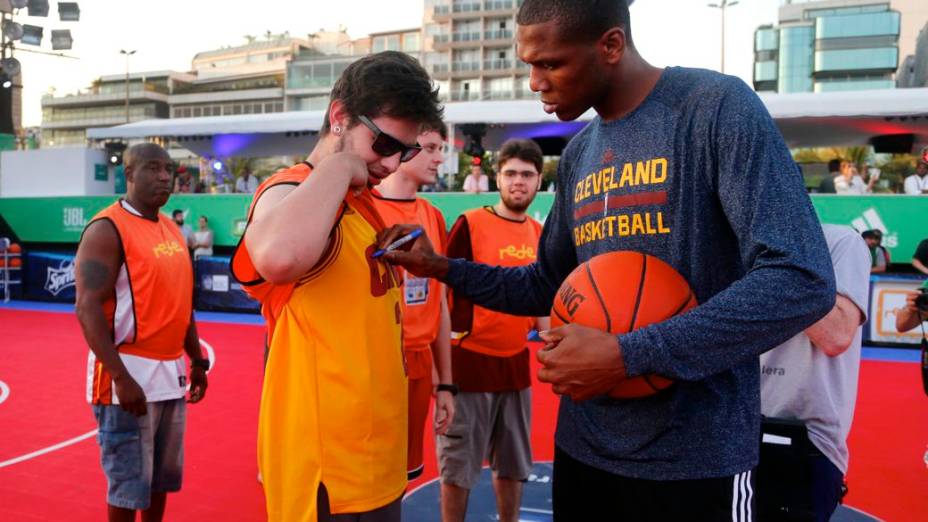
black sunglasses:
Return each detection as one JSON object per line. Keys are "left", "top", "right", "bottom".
{"left": 357, "top": 115, "right": 422, "bottom": 163}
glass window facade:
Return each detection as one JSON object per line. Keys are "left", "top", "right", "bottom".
{"left": 288, "top": 59, "right": 354, "bottom": 90}
{"left": 44, "top": 103, "right": 160, "bottom": 125}
{"left": 291, "top": 96, "right": 329, "bottom": 111}
{"left": 45, "top": 129, "right": 87, "bottom": 146}
{"left": 778, "top": 26, "right": 814, "bottom": 93}
{"left": 815, "top": 11, "right": 900, "bottom": 39}
{"left": 99, "top": 80, "right": 147, "bottom": 95}
{"left": 175, "top": 101, "right": 283, "bottom": 118}
{"left": 755, "top": 61, "right": 778, "bottom": 82}
{"left": 484, "top": 76, "right": 513, "bottom": 100}
{"left": 403, "top": 33, "right": 420, "bottom": 52}
{"left": 814, "top": 76, "right": 895, "bottom": 92}
{"left": 755, "top": 28, "right": 778, "bottom": 51}
{"left": 804, "top": 4, "right": 889, "bottom": 20}
{"left": 758, "top": 4, "right": 901, "bottom": 93}
{"left": 814, "top": 47, "right": 898, "bottom": 73}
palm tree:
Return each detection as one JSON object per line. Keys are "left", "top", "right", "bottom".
{"left": 826, "top": 146, "right": 871, "bottom": 167}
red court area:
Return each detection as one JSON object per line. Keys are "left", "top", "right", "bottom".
{"left": 1, "top": 307, "right": 926, "bottom": 521}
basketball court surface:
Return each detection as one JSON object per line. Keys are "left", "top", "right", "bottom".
{"left": 1, "top": 301, "right": 926, "bottom": 521}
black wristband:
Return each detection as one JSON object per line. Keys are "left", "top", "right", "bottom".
{"left": 436, "top": 383, "right": 458, "bottom": 396}
{"left": 192, "top": 358, "right": 210, "bottom": 371}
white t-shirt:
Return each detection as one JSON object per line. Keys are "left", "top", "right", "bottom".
{"left": 760, "top": 225, "right": 870, "bottom": 474}
{"left": 833, "top": 175, "right": 869, "bottom": 195}
{"left": 903, "top": 174, "right": 928, "bottom": 195}
{"left": 192, "top": 229, "right": 214, "bottom": 259}
{"left": 463, "top": 174, "right": 489, "bottom": 193}
{"left": 236, "top": 175, "right": 260, "bottom": 194}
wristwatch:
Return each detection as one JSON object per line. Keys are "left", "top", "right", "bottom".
{"left": 192, "top": 358, "right": 210, "bottom": 371}
{"left": 436, "top": 383, "right": 459, "bottom": 396}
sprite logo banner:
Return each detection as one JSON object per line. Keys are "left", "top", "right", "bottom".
{"left": 1, "top": 194, "right": 925, "bottom": 258}
{"left": 44, "top": 258, "right": 76, "bottom": 296}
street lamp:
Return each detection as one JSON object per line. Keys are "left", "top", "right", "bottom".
{"left": 707, "top": 0, "right": 739, "bottom": 74}
{"left": 119, "top": 48, "right": 136, "bottom": 123}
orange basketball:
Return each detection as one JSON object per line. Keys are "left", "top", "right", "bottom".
{"left": 550, "top": 251, "right": 697, "bottom": 399}
{"left": 8, "top": 243, "right": 21, "bottom": 253}
{"left": 10, "top": 257, "right": 21, "bottom": 268}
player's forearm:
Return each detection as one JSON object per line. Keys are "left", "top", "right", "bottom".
{"left": 896, "top": 308, "right": 923, "bottom": 332}
{"left": 913, "top": 259, "right": 928, "bottom": 275}
{"left": 433, "top": 293, "right": 453, "bottom": 384}
{"left": 182, "top": 315, "right": 205, "bottom": 361}
{"left": 444, "top": 259, "right": 557, "bottom": 317}
{"left": 805, "top": 295, "right": 860, "bottom": 357}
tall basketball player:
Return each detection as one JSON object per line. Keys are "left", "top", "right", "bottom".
{"left": 379, "top": 1, "right": 835, "bottom": 520}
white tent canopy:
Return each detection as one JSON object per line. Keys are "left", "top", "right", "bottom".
{"left": 87, "top": 88, "right": 928, "bottom": 156}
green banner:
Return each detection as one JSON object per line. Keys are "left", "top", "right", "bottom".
{"left": 0, "top": 194, "right": 251, "bottom": 247}
{"left": 421, "top": 192, "right": 555, "bottom": 227}
{"left": 809, "top": 195, "right": 926, "bottom": 262}
{"left": 1, "top": 193, "right": 925, "bottom": 259}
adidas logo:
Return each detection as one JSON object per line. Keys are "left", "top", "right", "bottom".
{"left": 850, "top": 208, "right": 898, "bottom": 248}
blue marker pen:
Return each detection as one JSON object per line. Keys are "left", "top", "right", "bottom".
{"left": 372, "top": 228, "right": 423, "bottom": 258}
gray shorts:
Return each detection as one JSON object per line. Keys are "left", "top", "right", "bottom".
{"left": 92, "top": 398, "right": 186, "bottom": 510}
{"left": 436, "top": 389, "right": 532, "bottom": 489}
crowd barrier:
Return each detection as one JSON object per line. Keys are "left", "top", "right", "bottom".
{"left": 23, "top": 251, "right": 76, "bottom": 303}
{"left": 866, "top": 274, "right": 926, "bottom": 346}
{"left": 17, "top": 250, "right": 260, "bottom": 314}
{"left": 10, "top": 249, "right": 927, "bottom": 347}
{"left": 194, "top": 255, "right": 260, "bottom": 313}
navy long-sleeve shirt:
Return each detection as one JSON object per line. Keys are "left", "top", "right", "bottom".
{"left": 444, "top": 67, "right": 835, "bottom": 480}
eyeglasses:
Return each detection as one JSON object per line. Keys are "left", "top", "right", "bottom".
{"left": 357, "top": 115, "right": 422, "bottom": 163}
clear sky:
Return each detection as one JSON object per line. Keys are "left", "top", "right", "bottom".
{"left": 14, "top": 0, "right": 782, "bottom": 127}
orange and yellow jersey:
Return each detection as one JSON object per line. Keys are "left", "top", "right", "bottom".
{"left": 231, "top": 164, "right": 407, "bottom": 521}
{"left": 81, "top": 200, "right": 193, "bottom": 405}
{"left": 372, "top": 192, "right": 447, "bottom": 364}
{"left": 449, "top": 206, "right": 542, "bottom": 358}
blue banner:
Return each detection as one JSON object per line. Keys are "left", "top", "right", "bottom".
{"left": 195, "top": 255, "right": 259, "bottom": 314}
{"left": 24, "top": 251, "right": 76, "bottom": 303}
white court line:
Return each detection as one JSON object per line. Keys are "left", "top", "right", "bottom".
{"left": 0, "top": 429, "right": 98, "bottom": 469}
{"left": 186, "top": 338, "right": 216, "bottom": 393}
{"left": 0, "top": 340, "right": 215, "bottom": 470}
{"left": 843, "top": 505, "right": 886, "bottom": 522}
{"left": 201, "top": 338, "right": 216, "bottom": 373}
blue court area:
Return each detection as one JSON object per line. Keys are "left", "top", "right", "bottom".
{"left": 402, "top": 462, "right": 881, "bottom": 522}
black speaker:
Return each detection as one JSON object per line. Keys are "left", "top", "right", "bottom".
{"left": 460, "top": 123, "right": 487, "bottom": 158}
{"left": 531, "top": 136, "right": 567, "bottom": 156}
{"left": 0, "top": 77, "right": 14, "bottom": 135}
{"left": 869, "top": 133, "right": 915, "bottom": 154}
{"left": 105, "top": 142, "right": 128, "bottom": 166}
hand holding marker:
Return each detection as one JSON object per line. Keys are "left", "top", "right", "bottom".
{"left": 373, "top": 228, "right": 423, "bottom": 258}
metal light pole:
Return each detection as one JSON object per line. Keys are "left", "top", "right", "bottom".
{"left": 119, "top": 49, "right": 136, "bottom": 123}
{"left": 707, "top": 0, "right": 739, "bottom": 74}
